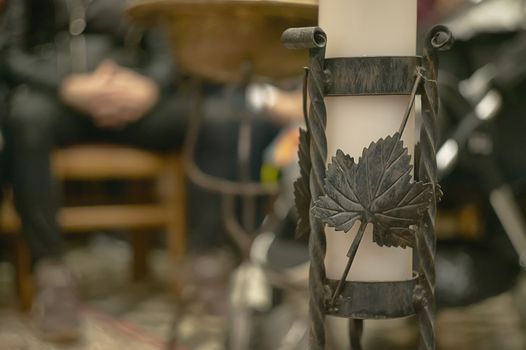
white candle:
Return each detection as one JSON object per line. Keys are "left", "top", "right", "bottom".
{"left": 320, "top": 0, "right": 417, "bottom": 282}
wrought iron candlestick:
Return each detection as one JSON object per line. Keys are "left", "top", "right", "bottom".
{"left": 282, "top": 25, "right": 453, "bottom": 350}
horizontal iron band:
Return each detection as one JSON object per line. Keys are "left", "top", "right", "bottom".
{"left": 324, "top": 56, "right": 421, "bottom": 96}
{"left": 326, "top": 273, "right": 419, "bottom": 319}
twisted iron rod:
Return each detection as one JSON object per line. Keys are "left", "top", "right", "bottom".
{"left": 304, "top": 30, "right": 329, "bottom": 350}
{"left": 416, "top": 25, "right": 453, "bottom": 350}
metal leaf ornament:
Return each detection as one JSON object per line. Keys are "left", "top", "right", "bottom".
{"left": 312, "top": 132, "right": 433, "bottom": 304}
{"left": 294, "top": 128, "right": 311, "bottom": 238}
{"left": 313, "top": 132, "right": 432, "bottom": 247}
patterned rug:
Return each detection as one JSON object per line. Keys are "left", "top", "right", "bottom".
{"left": 0, "top": 307, "right": 171, "bottom": 350}
{"left": 0, "top": 240, "right": 227, "bottom": 350}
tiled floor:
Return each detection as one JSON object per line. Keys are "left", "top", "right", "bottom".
{"left": 0, "top": 236, "right": 227, "bottom": 350}
{"left": 0, "top": 235, "right": 525, "bottom": 349}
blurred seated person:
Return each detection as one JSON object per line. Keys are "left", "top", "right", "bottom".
{"left": 4, "top": 0, "right": 186, "bottom": 340}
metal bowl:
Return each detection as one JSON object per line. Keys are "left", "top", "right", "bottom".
{"left": 126, "top": 0, "right": 317, "bottom": 83}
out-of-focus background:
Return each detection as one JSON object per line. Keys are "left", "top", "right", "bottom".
{"left": 1, "top": 0, "right": 526, "bottom": 349}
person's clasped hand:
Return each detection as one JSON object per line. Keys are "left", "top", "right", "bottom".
{"left": 59, "top": 60, "right": 160, "bottom": 129}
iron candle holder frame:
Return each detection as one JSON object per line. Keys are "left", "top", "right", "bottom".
{"left": 282, "top": 25, "right": 454, "bottom": 350}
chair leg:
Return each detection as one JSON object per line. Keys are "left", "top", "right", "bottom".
{"left": 159, "top": 154, "right": 187, "bottom": 294}
{"left": 130, "top": 230, "right": 151, "bottom": 281}
{"left": 11, "top": 237, "right": 33, "bottom": 311}
{"left": 163, "top": 154, "right": 187, "bottom": 261}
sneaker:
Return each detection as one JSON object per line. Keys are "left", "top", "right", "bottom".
{"left": 32, "top": 259, "right": 82, "bottom": 342}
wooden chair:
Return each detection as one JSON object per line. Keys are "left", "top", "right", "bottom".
{"left": 0, "top": 144, "right": 187, "bottom": 310}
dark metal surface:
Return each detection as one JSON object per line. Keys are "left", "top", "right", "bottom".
{"left": 282, "top": 26, "right": 329, "bottom": 350}
{"left": 312, "top": 130, "right": 433, "bottom": 305}
{"left": 294, "top": 128, "right": 312, "bottom": 239}
{"left": 312, "top": 57, "right": 433, "bottom": 316}
{"left": 293, "top": 68, "right": 313, "bottom": 239}
{"left": 306, "top": 30, "right": 329, "bottom": 350}
{"left": 326, "top": 275, "right": 419, "bottom": 319}
{"left": 415, "top": 25, "right": 454, "bottom": 350}
{"left": 282, "top": 27, "right": 327, "bottom": 50}
{"left": 312, "top": 132, "right": 432, "bottom": 250}
{"left": 324, "top": 57, "right": 419, "bottom": 96}
{"left": 283, "top": 24, "right": 452, "bottom": 350}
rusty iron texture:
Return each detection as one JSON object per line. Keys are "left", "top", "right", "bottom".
{"left": 415, "top": 25, "right": 454, "bottom": 350}
{"left": 324, "top": 56, "right": 419, "bottom": 96}
{"left": 283, "top": 25, "right": 453, "bottom": 350}
{"left": 326, "top": 275, "right": 419, "bottom": 319}
{"left": 282, "top": 26, "right": 329, "bottom": 350}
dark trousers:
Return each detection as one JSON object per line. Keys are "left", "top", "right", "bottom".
{"left": 5, "top": 86, "right": 187, "bottom": 260}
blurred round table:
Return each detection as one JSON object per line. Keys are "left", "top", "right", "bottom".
{"left": 126, "top": 0, "right": 317, "bottom": 83}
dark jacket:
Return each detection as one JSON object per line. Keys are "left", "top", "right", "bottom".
{"left": 0, "top": 3, "right": 8, "bottom": 105}
{"left": 5, "top": 0, "right": 176, "bottom": 93}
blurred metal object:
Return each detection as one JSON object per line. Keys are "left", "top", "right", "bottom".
{"left": 436, "top": 26, "right": 526, "bottom": 270}
{"left": 444, "top": 0, "right": 526, "bottom": 40}
{"left": 490, "top": 185, "right": 526, "bottom": 267}
{"left": 437, "top": 64, "right": 503, "bottom": 179}
{"left": 125, "top": 0, "right": 317, "bottom": 83}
